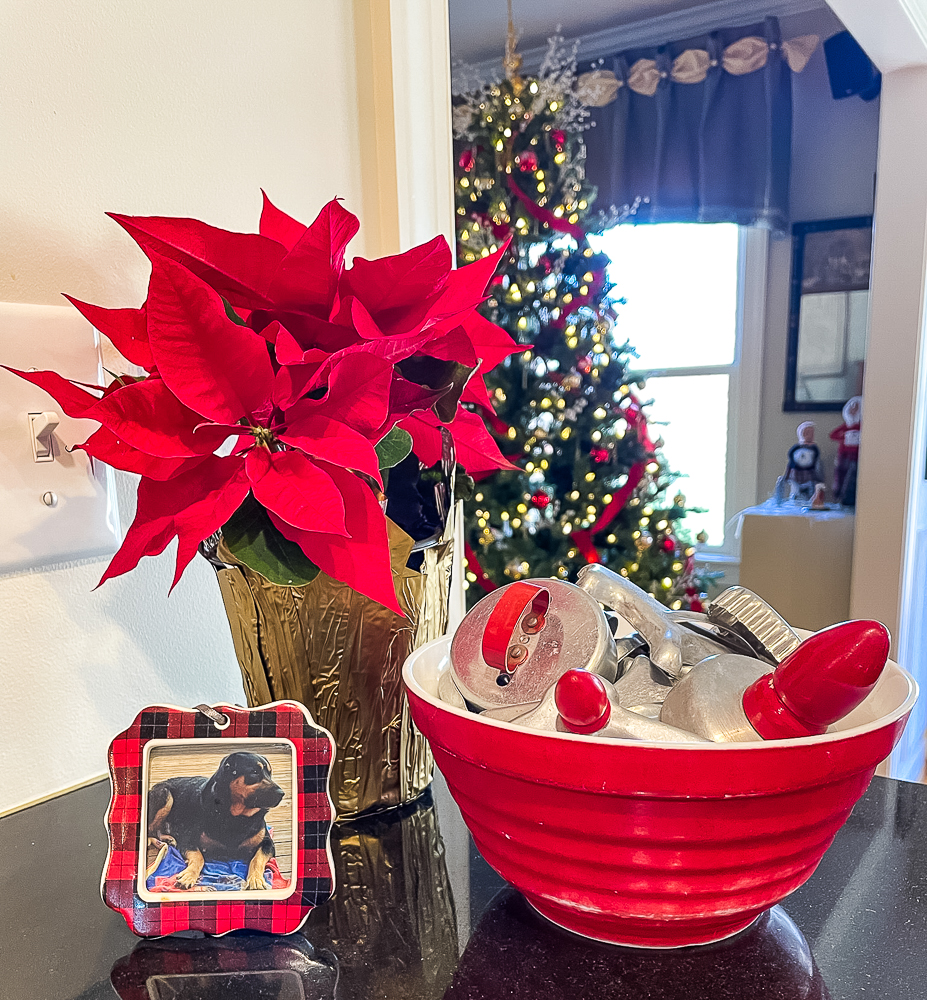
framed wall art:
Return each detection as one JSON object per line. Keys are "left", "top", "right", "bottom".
{"left": 101, "top": 701, "right": 335, "bottom": 937}
{"left": 784, "top": 215, "right": 873, "bottom": 412}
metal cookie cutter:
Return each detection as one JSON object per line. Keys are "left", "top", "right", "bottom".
{"left": 707, "top": 587, "right": 802, "bottom": 664}
{"left": 450, "top": 578, "right": 619, "bottom": 711}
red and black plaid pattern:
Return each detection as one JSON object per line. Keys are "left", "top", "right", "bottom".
{"left": 102, "top": 701, "right": 335, "bottom": 937}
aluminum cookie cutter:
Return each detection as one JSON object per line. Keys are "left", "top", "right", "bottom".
{"left": 577, "top": 564, "right": 686, "bottom": 679}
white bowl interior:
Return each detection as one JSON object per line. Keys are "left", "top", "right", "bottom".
{"left": 404, "top": 633, "right": 917, "bottom": 749}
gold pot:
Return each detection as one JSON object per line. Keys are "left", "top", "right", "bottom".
{"left": 206, "top": 511, "right": 455, "bottom": 820}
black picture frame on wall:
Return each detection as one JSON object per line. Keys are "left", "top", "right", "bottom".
{"left": 784, "top": 215, "right": 873, "bottom": 412}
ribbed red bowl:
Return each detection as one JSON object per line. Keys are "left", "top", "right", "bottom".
{"left": 404, "top": 634, "right": 916, "bottom": 948}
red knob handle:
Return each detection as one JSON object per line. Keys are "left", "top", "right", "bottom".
{"left": 555, "top": 669, "right": 611, "bottom": 734}
{"left": 742, "top": 619, "right": 890, "bottom": 739}
{"left": 482, "top": 581, "right": 551, "bottom": 674}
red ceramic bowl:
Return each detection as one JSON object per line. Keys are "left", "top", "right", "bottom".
{"left": 403, "top": 634, "right": 917, "bottom": 948}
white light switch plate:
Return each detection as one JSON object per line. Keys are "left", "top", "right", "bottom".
{"left": 0, "top": 302, "right": 121, "bottom": 574}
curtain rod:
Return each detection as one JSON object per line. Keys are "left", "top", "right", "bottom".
{"left": 461, "top": 0, "right": 828, "bottom": 80}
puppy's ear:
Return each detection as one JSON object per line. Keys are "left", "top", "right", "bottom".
{"left": 208, "top": 758, "right": 234, "bottom": 807}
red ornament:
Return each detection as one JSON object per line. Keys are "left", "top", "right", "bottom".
{"left": 517, "top": 150, "right": 539, "bottom": 172}
{"left": 551, "top": 130, "right": 566, "bottom": 150}
{"left": 530, "top": 489, "right": 551, "bottom": 509}
{"left": 459, "top": 149, "right": 475, "bottom": 171}
{"left": 590, "top": 447, "right": 609, "bottom": 464}
{"left": 662, "top": 537, "right": 675, "bottom": 552}
{"left": 689, "top": 599, "right": 704, "bottom": 613}
{"left": 577, "top": 356, "right": 593, "bottom": 374}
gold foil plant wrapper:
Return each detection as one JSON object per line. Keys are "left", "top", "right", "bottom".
{"left": 211, "top": 511, "right": 456, "bottom": 820}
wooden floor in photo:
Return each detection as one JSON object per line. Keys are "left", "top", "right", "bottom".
{"left": 144, "top": 742, "right": 294, "bottom": 881}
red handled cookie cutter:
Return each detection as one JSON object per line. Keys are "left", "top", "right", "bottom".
{"left": 449, "top": 578, "right": 618, "bottom": 711}
{"left": 481, "top": 581, "right": 552, "bottom": 679}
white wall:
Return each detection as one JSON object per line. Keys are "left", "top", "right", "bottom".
{"left": 755, "top": 7, "right": 880, "bottom": 503}
{"left": 0, "top": 0, "right": 452, "bottom": 814}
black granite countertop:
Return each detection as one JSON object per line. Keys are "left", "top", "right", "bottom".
{"left": 2, "top": 773, "right": 927, "bottom": 999}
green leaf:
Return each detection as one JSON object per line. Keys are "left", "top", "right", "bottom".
{"left": 454, "top": 468, "right": 475, "bottom": 502}
{"left": 222, "top": 495, "right": 319, "bottom": 587}
{"left": 375, "top": 426, "right": 414, "bottom": 470}
{"left": 222, "top": 297, "right": 247, "bottom": 326}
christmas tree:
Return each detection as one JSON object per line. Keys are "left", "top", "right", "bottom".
{"left": 453, "top": 36, "right": 709, "bottom": 610}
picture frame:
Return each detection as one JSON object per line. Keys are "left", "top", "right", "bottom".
{"left": 784, "top": 215, "right": 873, "bottom": 412}
{"left": 101, "top": 701, "right": 335, "bottom": 938}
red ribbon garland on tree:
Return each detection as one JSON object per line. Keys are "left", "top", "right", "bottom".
{"left": 570, "top": 461, "right": 646, "bottom": 563}
{"left": 506, "top": 174, "right": 586, "bottom": 242}
{"left": 464, "top": 540, "right": 498, "bottom": 592}
{"left": 621, "top": 392, "right": 656, "bottom": 451}
{"left": 549, "top": 268, "right": 607, "bottom": 331}
{"left": 571, "top": 392, "right": 657, "bottom": 562}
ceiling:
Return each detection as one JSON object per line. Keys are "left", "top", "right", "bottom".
{"left": 449, "top": 0, "right": 728, "bottom": 63}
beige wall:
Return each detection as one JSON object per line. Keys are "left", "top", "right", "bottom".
{"left": 0, "top": 0, "right": 452, "bottom": 813}
{"left": 755, "top": 8, "right": 880, "bottom": 504}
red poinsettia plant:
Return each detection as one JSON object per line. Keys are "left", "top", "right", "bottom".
{"left": 6, "top": 195, "right": 519, "bottom": 613}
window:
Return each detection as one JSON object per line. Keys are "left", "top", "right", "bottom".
{"left": 590, "top": 223, "right": 766, "bottom": 553}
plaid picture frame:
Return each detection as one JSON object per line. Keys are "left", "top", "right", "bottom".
{"left": 102, "top": 701, "right": 335, "bottom": 937}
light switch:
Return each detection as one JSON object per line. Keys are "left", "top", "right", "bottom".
{"left": 30, "top": 411, "right": 61, "bottom": 462}
{"left": 0, "top": 302, "right": 121, "bottom": 574}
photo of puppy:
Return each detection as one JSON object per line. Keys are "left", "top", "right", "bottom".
{"left": 143, "top": 746, "right": 292, "bottom": 895}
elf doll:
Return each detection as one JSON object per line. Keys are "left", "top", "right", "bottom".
{"left": 830, "top": 395, "right": 862, "bottom": 507}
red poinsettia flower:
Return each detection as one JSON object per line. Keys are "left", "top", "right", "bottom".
{"left": 5, "top": 195, "right": 520, "bottom": 613}
{"left": 106, "top": 195, "right": 521, "bottom": 467}
{"left": 8, "top": 253, "right": 404, "bottom": 610}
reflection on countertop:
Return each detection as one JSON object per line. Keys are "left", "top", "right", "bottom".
{"left": 4, "top": 775, "right": 927, "bottom": 999}
{"left": 446, "top": 891, "right": 830, "bottom": 1000}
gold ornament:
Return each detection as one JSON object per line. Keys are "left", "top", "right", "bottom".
{"left": 674, "top": 493, "right": 686, "bottom": 506}
{"left": 696, "top": 530, "right": 709, "bottom": 543}
{"left": 635, "top": 531, "right": 653, "bottom": 552}
{"left": 562, "top": 373, "right": 581, "bottom": 391}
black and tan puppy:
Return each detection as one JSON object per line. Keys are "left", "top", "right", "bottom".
{"left": 147, "top": 751, "right": 285, "bottom": 891}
